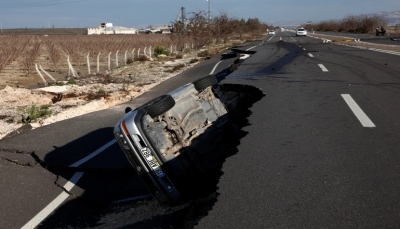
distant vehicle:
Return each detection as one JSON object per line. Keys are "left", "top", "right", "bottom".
{"left": 268, "top": 30, "right": 276, "bottom": 35}
{"left": 296, "top": 28, "right": 307, "bottom": 36}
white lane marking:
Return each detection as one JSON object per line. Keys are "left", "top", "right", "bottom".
{"left": 267, "top": 34, "right": 275, "bottom": 42}
{"left": 339, "top": 44, "right": 400, "bottom": 56}
{"left": 308, "top": 53, "right": 314, "bottom": 57}
{"left": 318, "top": 64, "right": 329, "bottom": 72}
{"left": 214, "top": 39, "right": 263, "bottom": 75}
{"left": 69, "top": 139, "right": 117, "bottom": 167}
{"left": 303, "top": 48, "right": 306, "bottom": 51}
{"left": 22, "top": 140, "right": 116, "bottom": 228}
{"left": 210, "top": 60, "right": 223, "bottom": 75}
{"left": 341, "top": 94, "right": 376, "bottom": 128}
{"left": 246, "top": 45, "right": 257, "bottom": 50}
{"left": 21, "top": 172, "right": 84, "bottom": 229}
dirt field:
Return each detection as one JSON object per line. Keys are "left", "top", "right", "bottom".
{"left": 0, "top": 38, "right": 236, "bottom": 140}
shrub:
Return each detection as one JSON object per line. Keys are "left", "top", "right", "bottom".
{"left": 97, "top": 89, "right": 107, "bottom": 95}
{"left": 67, "top": 80, "right": 77, "bottom": 85}
{"left": 175, "top": 53, "right": 183, "bottom": 59}
{"left": 172, "top": 63, "right": 185, "bottom": 72}
{"left": 189, "top": 58, "right": 199, "bottom": 64}
{"left": 126, "top": 57, "right": 134, "bottom": 65}
{"left": 197, "top": 50, "right": 210, "bottom": 57}
{"left": 154, "top": 45, "right": 169, "bottom": 57}
{"left": 135, "top": 55, "right": 149, "bottom": 61}
{"left": 24, "top": 104, "right": 52, "bottom": 123}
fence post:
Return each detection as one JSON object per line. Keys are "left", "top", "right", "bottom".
{"left": 97, "top": 52, "right": 101, "bottom": 73}
{"left": 35, "top": 63, "right": 48, "bottom": 86}
{"left": 39, "top": 64, "right": 56, "bottom": 83}
{"left": 67, "top": 55, "right": 77, "bottom": 78}
{"left": 116, "top": 50, "right": 119, "bottom": 67}
{"left": 108, "top": 52, "right": 111, "bottom": 71}
{"left": 124, "top": 50, "right": 127, "bottom": 65}
{"left": 144, "top": 47, "right": 147, "bottom": 57}
{"left": 149, "top": 46, "right": 152, "bottom": 58}
{"left": 170, "top": 45, "right": 173, "bottom": 54}
{"left": 132, "top": 48, "right": 135, "bottom": 61}
{"left": 87, "top": 53, "right": 91, "bottom": 75}
{"left": 137, "top": 48, "right": 140, "bottom": 58}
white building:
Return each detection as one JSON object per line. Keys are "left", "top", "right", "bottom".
{"left": 88, "top": 22, "right": 137, "bottom": 35}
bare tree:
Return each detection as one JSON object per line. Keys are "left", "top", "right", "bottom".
{"left": 212, "top": 12, "right": 237, "bottom": 43}
{"left": 314, "top": 14, "right": 388, "bottom": 33}
{"left": 187, "top": 11, "right": 212, "bottom": 49}
{"left": 170, "top": 22, "right": 188, "bottom": 51}
{"left": 23, "top": 37, "right": 42, "bottom": 76}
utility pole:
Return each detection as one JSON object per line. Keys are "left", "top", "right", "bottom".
{"left": 207, "top": 0, "right": 211, "bottom": 23}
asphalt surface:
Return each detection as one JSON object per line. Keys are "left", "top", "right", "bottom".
{"left": 1, "top": 31, "right": 399, "bottom": 228}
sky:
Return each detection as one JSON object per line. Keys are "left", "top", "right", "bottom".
{"left": 0, "top": 0, "right": 399, "bottom": 29}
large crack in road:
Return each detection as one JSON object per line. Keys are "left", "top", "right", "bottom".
{"left": 1, "top": 43, "right": 268, "bottom": 228}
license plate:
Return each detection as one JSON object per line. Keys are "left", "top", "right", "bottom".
{"left": 140, "top": 147, "right": 165, "bottom": 178}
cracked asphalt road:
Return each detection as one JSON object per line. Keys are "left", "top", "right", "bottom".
{"left": 0, "top": 149, "right": 64, "bottom": 228}
{"left": 0, "top": 45, "right": 238, "bottom": 228}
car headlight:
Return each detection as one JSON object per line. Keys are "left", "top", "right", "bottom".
{"left": 115, "top": 120, "right": 131, "bottom": 150}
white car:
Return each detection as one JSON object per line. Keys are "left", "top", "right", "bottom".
{"left": 268, "top": 30, "right": 276, "bottom": 35}
{"left": 296, "top": 28, "right": 307, "bottom": 36}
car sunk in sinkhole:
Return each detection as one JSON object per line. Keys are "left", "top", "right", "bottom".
{"left": 114, "top": 68, "right": 263, "bottom": 204}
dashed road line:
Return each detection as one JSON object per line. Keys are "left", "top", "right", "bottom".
{"left": 318, "top": 64, "right": 329, "bottom": 72}
{"left": 341, "top": 94, "right": 376, "bottom": 128}
{"left": 21, "top": 139, "right": 117, "bottom": 229}
{"left": 21, "top": 172, "right": 84, "bottom": 229}
{"left": 210, "top": 60, "right": 223, "bottom": 75}
{"left": 267, "top": 34, "right": 275, "bottom": 42}
{"left": 308, "top": 53, "right": 314, "bottom": 57}
{"left": 338, "top": 44, "right": 400, "bottom": 56}
{"left": 69, "top": 139, "right": 117, "bottom": 167}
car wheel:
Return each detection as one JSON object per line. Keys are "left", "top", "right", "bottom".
{"left": 141, "top": 94, "right": 175, "bottom": 118}
{"left": 193, "top": 75, "right": 218, "bottom": 92}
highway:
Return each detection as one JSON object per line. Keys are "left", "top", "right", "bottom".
{"left": 1, "top": 30, "right": 400, "bottom": 228}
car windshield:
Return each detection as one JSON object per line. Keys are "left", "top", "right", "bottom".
{"left": 297, "top": 29, "right": 305, "bottom": 31}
